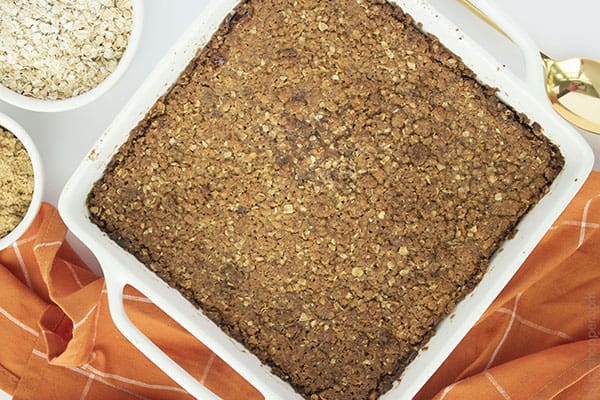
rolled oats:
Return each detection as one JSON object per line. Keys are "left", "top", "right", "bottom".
{"left": 0, "top": 0, "right": 133, "bottom": 100}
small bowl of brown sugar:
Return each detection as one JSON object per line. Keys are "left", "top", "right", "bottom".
{"left": 0, "top": 0, "right": 143, "bottom": 112}
{"left": 0, "top": 113, "right": 43, "bottom": 251}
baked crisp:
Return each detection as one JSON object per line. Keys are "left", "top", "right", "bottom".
{"left": 88, "top": 1, "right": 564, "bottom": 399}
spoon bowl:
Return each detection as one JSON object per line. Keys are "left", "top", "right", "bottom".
{"left": 542, "top": 54, "right": 600, "bottom": 134}
{"left": 459, "top": 0, "right": 600, "bottom": 135}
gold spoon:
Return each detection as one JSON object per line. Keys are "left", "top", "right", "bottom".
{"left": 459, "top": 0, "right": 600, "bottom": 134}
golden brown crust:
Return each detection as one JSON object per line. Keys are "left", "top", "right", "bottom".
{"left": 88, "top": 1, "right": 563, "bottom": 399}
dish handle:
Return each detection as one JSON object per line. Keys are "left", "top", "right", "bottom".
{"left": 104, "top": 269, "right": 224, "bottom": 400}
{"left": 459, "top": 0, "right": 547, "bottom": 102}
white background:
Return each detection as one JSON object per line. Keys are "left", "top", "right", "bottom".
{"left": 1, "top": 0, "right": 599, "bottom": 398}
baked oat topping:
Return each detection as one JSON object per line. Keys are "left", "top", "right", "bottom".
{"left": 0, "top": 0, "right": 133, "bottom": 100}
{"left": 88, "top": 1, "right": 564, "bottom": 399}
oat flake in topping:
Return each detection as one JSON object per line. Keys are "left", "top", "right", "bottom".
{"left": 0, "top": 0, "right": 133, "bottom": 100}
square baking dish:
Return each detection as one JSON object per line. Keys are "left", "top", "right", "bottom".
{"left": 59, "top": 0, "right": 594, "bottom": 399}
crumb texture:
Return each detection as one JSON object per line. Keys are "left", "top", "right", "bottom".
{"left": 88, "top": 1, "right": 564, "bottom": 399}
{"left": 0, "top": 127, "right": 34, "bottom": 239}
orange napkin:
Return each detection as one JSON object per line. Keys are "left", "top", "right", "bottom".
{"left": 0, "top": 172, "right": 598, "bottom": 400}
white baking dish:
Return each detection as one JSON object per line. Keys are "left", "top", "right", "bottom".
{"left": 59, "top": 0, "right": 594, "bottom": 399}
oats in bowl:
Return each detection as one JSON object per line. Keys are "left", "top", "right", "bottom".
{"left": 0, "top": 126, "right": 34, "bottom": 239}
{"left": 0, "top": 0, "right": 133, "bottom": 100}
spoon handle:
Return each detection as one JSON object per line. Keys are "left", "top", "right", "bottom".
{"left": 457, "top": 0, "right": 546, "bottom": 101}
{"left": 458, "top": 0, "right": 510, "bottom": 40}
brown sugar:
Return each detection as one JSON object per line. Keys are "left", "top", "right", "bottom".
{"left": 0, "top": 126, "right": 34, "bottom": 239}
{"left": 87, "top": 1, "right": 564, "bottom": 399}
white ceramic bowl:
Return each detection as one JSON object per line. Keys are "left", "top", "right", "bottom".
{"left": 0, "top": 112, "right": 44, "bottom": 251}
{"left": 0, "top": 0, "right": 143, "bottom": 113}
